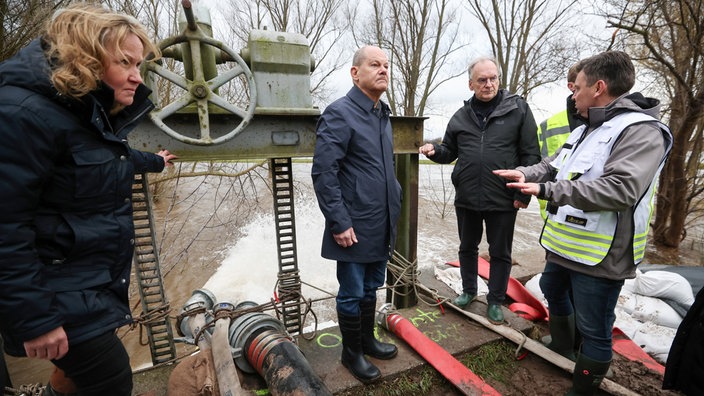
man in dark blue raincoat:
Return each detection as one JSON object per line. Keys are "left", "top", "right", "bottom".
{"left": 312, "top": 45, "right": 402, "bottom": 384}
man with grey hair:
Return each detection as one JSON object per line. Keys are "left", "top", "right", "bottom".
{"left": 419, "top": 56, "right": 540, "bottom": 324}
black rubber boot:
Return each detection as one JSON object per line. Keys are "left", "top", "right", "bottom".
{"left": 338, "top": 311, "right": 381, "bottom": 383}
{"left": 360, "top": 300, "right": 397, "bottom": 360}
{"left": 542, "top": 314, "right": 577, "bottom": 361}
{"left": 566, "top": 353, "right": 611, "bottom": 396}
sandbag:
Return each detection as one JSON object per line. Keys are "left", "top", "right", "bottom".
{"left": 434, "top": 266, "right": 488, "bottom": 298}
{"left": 614, "top": 308, "right": 676, "bottom": 364}
{"left": 618, "top": 288, "right": 683, "bottom": 329}
{"left": 632, "top": 323, "right": 676, "bottom": 364}
{"left": 633, "top": 270, "right": 694, "bottom": 309}
{"left": 524, "top": 274, "right": 547, "bottom": 308}
{"left": 640, "top": 263, "right": 704, "bottom": 296}
{"left": 167, "top": 352, "right": 219, "bottom": 396}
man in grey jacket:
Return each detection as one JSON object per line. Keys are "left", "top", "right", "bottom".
{"left": 495, "top": 51, "right": 672, "bottom": 395}
{"left": 312, "top": 45, "right": 402, "bottom": 384}
{"left": 419, "top": 56, "right": 540, "bottom": 324}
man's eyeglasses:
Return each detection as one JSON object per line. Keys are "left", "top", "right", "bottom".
{"left": 474, "top": 76, "right": 499, "bottom": 86}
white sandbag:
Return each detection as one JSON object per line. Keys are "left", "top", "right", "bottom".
{"left": 434, "top": 266, "right": 488, "bottom": 298}
{"left": 631, "top": 322, "right": 676, "bottom": 364}
{"left": 629, "top": 293, "right": 682, "bottom": 329}
{"left": 622, "top": 276, "right": 638, "bottom": 293}
{"left": 617, "top": 288, "right": 682, "bottom": 328}
{"left": 614, "top": 307, "right": 643, "bottom": 339}
{"left": 614, "top": 309, "right": 675, "bottom": 364}
{"left": 634, "top": 270, "right": 694, "bottom": 308}
{"left": 617, "top": 288, "right": 638, "bottom": 315}
{"left": 434, "top": 265, "right": 463, "bottom": 296}
{"left": 525, "top": 273, "right": 548, "bottom": 308}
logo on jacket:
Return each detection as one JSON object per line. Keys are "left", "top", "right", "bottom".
{"left": 565, "top": 215, "right": 587, "bottom": 227}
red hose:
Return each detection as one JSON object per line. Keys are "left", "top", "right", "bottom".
{"left": 385, "top": 313, "right": 501, "bottom": 396}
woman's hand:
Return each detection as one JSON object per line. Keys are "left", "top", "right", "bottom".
{"left": 157, "top": 149, "right": 178, "bottom": 167}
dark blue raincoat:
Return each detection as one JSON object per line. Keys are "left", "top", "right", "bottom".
{"left": 311, "top": 85, "right": 402, "bottom": 263}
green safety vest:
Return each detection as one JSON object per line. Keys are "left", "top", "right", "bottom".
{"left": 540, "top": 112, "right": 672, "bottom": 266}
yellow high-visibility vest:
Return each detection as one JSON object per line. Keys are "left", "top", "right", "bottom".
{"left": 537, "top": 110, "right": 571, "bottom": 158}
{"left": 537, "top": 110, "right": 572, "bottom": 219}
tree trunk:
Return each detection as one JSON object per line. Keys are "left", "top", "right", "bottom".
{"left": 653, "top": 94, "right": 701, "bottom": 248}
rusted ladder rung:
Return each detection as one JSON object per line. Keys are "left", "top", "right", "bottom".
{"left": 138, "top": 270, "right": 159, "bottom": 278}
{"left": 138, "top": 263, "right": 158, "bottom": 271}
{"left": 135, "top": 248, "right": 155, "bottom": 256}
{"left": 139, "top": 275, "right": 161, "bottom": 283}
{"left": 135, "top": 255, "right": 156, "bottom": 263}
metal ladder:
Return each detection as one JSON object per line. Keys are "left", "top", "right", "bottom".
{"left": 270, "top": 158, "right": 302, "bottom": 335}
{"left": 131, "top": 173, "right": 177, "bottom": 364}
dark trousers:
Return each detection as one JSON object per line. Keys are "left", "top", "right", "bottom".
{"left": 51, "top": 331, "right": 132, "bottom": 396}
{"left": 456, "top": 207, "right": 517, "bottom": 305}
{"left": 1, "top": 335, "right": 10, "bottom": 390}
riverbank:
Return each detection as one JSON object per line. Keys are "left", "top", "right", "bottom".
{"left": 128, "top": 265, "right": 677, "bottom": 396}
{"left": 4, "top": 162, "right": 700, "bottom": 392}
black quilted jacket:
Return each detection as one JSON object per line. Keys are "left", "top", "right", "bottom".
{"left": 0, "top": 39, "right": 164, "bottom": 356}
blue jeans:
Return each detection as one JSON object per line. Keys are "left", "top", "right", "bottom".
{"left": 540, "top": 261, "right": 624, "bottom": 361}
{"left": 336, "top": 260, "right": 387, "bottom": 316}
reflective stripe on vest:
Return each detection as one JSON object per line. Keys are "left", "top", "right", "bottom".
{"left": 540, "top": 112, "right": 672, "bottom": 266}
{"left": 537, "top": 110, "right": 573, "bottom": 219}
{"left": 541, "top": 216, "right": 614, "bottom": 263}
{"left": 633, "top": 167, "right": 661, "bottom": 263}
{"left": 537, "top": 110, "right": 571, "bottom": 158}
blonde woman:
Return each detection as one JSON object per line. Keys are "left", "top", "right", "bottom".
{"left": 0, "top": 4, "right": 175, "bottom": 394}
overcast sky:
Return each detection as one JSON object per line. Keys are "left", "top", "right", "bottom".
{"left": 204, "top": 0, "right": 589, "bottom": 140}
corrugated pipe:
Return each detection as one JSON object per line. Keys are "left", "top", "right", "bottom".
{"left": 229, "top": 312, "right": 331, "bottom": 396}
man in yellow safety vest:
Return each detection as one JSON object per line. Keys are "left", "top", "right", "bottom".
{"left": 536, "top": 61, "right": 585, "bottom": 219}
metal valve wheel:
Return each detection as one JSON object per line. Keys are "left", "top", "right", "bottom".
{"left": 144, "top": 34, "right": 257, "bottom": 146}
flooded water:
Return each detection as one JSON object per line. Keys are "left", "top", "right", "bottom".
{"left": 5, "top": 162, "right": 701, "bottom": 387}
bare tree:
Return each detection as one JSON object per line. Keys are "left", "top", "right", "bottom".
{"left": 465, "top": 0, "right": 583, "bottom": 98}
{"left": 598, "top": 0, "right": 704, "bottom": 250}
{"left": 0, "top": 0, "right": 71, "bottom": 61}
{"left": 352, "top": 0, "right": 466, "bottom": 117}
{"left": 224, "top": 0, "right": 351, "bottom": 104}
{"left": 424, "top": 164, "right": 455, "bottom": 219}
{"left": 102, "top": 0, "right": 179, "bottom": 43}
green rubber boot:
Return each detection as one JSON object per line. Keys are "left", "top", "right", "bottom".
{"left": 453, "top": 293, "right": 475, "bottom": 308}
{"left": 542, "top": 314, "right": 577, "bottom": 361}
{"left": 566, "top": 353, "right": 611, "bottom": 396}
